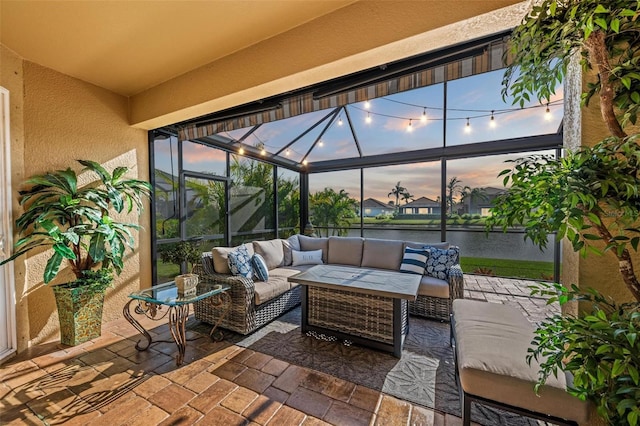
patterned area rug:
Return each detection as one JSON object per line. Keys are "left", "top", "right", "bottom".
{"left": 211, "top": 307, "right": 538, "bottom": 426}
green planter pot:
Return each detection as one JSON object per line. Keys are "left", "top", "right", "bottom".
{"left": 52, "top": 280, "right": 110, "bottom": 346}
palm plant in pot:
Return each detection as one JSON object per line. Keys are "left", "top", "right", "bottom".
{"left": 0, "top": 160, "right": 151, "bottom": 346}
{"left": 487, "top": 0, "right": 640, "bottom": 424}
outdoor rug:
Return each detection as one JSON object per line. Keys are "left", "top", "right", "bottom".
{"left": 211, "top": 307, "right": 539, "bottom": 426}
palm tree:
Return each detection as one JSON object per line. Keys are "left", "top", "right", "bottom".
{"left": 446, "top": 177, "right": 464, "bottom": 215}
{"left": 459, "top": 186, "right": 488, "bottom": 215}
{"left": 400, "top": 191, "right": 415, "bottom": 205}
{"left": 309, "top": 188, "right": 358, "bottom": 236}
{"left": 388, "top": 182, "right": 407, "bottom": 210}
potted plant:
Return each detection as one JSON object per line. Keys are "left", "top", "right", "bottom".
{"left": 486, "top": 0, "right": 640, "bottom": 424}
{"left": 0, "top": 160, "right": 151, "bottom": 346}
{"left": 158, "top": 239, "right": 202, "bottom": 296}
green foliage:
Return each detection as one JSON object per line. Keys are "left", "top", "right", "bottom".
{"left": 529, "top": 282, "right": 640, "bottom": 425}
{"left": 486, "top": 136, "right": 640, "bottom": 260}
{"left": 158, "top": 240, "right": 202, "bottom": 273}
{"left": 503, "top": 0, "right": 640, "bottom": 127}
{"left": 309, "top": 188, "right": 358, "bottom": 237}
{"left": 0, "top": 160, "right": 152, "bottom": 284}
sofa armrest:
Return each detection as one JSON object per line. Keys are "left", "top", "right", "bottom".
{"left": 193, "top": 263, "right": 256, "bottom": 306}
{"left": 448, "top": 264, "right": 464, "bottom": 301}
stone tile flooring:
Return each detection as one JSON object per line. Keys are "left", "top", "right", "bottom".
{"left": 0, "top": 275, "right": 558, "bottom": 426}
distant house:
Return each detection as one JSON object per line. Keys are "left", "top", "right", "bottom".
{"left": 399, "top": 196, "right": 440, "bottom": 215}
{"left": 361, "top": 198, "right": 395, "bottom": 217}
{"left": 460, "top": 186, "right": 505, "bottom": 216}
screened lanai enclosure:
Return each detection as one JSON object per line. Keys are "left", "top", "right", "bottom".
{"left": 150, "top": 31, "right": 563, "bottom": 285}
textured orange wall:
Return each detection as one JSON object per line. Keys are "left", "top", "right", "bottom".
{"left": 1, "top": 47, "right": 151, "bottom": 350}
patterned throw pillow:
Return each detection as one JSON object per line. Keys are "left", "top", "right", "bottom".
{"left": 399, "top": 246, "right": 429, "bottom": 275}
{"left": 227, "top": 245, "right": 253, "bottom": 278}
{"left": 425, "top": 247, "right": 459, "bottom": 280}
{"left": 252, "top": 254, "right": 269, "bottom": 282}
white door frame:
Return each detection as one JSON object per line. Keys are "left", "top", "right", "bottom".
{"left": 0, "top": 86, "right": 17, "bottom": 363}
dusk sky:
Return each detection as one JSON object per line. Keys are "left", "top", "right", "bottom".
{"left": 155, "top": 68, "right": 563, "bottom": 203}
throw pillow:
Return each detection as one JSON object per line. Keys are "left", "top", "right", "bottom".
{"left": 227, "top": 245, "right": 253, "bottom": 278}
{"left": 291, "top": 249, "right": 323, "bottom": 266}
{"left": 252, "top": 254, "right": 269, "bottom": 282}
{"left": 282, "top": 234, "right": 301, "bottom": 266}
{"left": 399, "top": 246, "right": 429, "bottom": 275}
{"left": 425, "top": 247, "right": 459, "bottom": 280}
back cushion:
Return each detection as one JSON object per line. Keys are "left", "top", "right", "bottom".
{"left": 212, "top": 243, "right": 255, "bottom": 274}
{"left": 282, "top": 234, "right": 301, "bottom": 266}
{"left": 328, "top": 236, "right": 364, "bottom": 266}
{"left": 298, "top": 235, "right": 329, "bottom": 263}
{"left": 253, "top": 239, "right": 285, "bottom": 270}
{"left": 404, "top": 241, "right": 450, "bottom": 250}
{"left": 361, "top": 238, "right": 405, "bottom": 270}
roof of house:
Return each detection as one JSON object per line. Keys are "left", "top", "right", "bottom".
{"left": 401, "top": 196, "right": 439, "bottom": 207}
{"left": 363, "top": 198, "right": 394, "bottom": 209}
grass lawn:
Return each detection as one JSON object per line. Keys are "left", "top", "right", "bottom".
{"left": 461, "top": 256, "right": 554, "bottom": 281}
{"left": 360, "top": 218, "right": 486, "bottom": 226}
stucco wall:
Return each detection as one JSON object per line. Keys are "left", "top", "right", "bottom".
{"left": 1, "top": 45, "right": 151, "bottom": 350}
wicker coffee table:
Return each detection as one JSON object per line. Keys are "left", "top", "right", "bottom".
{"left": 288, "top": 264, "right": 420, "bottom": 357}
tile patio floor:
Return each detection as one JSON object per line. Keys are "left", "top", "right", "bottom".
{"left": 0, "top": 275, "right": 559, "bottom": 426}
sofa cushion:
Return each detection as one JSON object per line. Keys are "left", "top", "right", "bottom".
{"left": 298, "top": 235, "right": 329, "bottom": 262}
{"left": 282, "top": 235, "right": 301, "bottom": 266}
{"left": 212, "top": 243, "right": 254, "bottom": 274}
{"left": 405, "top": 241, "right": 449, "bottom": 250}
{"left": 426, "top": 246, "right": 459, "bottom": 280}
{"left": 361, "top": 238, "right": 404, "bottom": 270}
{"left": 418, "top": 275, "right": 450, "bottom": 299}
{"left": 228, "top": 245, "right": 253, "bottom": 278}
{"left": 253, "top": 239, "right": 285, "bottom": 269}
{"left": 453, "top": 299, "right": 590, "bottom": 424}
{"left": 252, "top": 254, "right": 269, "bottom": 282}
{"left": 292, "top": 249, "right": 323, "bottom": 266}
{"left": 254, "top": 275, "right": 290, "bottom": 305}
{"left": 270, "top": 264, "right": 315, "bottom": 288}
{"left": 328, "top": 236, "right": 363, "bottom": 266}
{"left": 400, "top": 246, "right": 429, "bottom": 275}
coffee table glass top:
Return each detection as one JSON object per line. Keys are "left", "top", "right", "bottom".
{"left": 288, "top": 264, "right": 420, "bottom": 300}
{"left": 128, "top": 282, "right": 230, "bottom": 306}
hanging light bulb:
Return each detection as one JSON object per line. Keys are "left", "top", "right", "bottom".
{"left": 489, "top": 111, "right": 496, "bottom": 128}
{"left": 318, "top": 140, "right": 324, "bottom": 147}
{"left": 302, "top": 159, "right": 308, "bottom": 166}
{"left": 545, "top": 103, "right": 552, "bottom": 121}
{"left": 260, "top": 147, "right": 266, "bottom": 155}
{"left": 407, "top": 119, "right": 413, "bottom": 132}
{"left": 285, "top": 149, "right": 290, "bottom": 156}
{"left": 464, "top": 118, "right": 471, "bottom": 134}
{"left": 364, "top": 100, "right": 371, "bottom": 109}
{"left": 238, "top": 146, "right": 245, "bottom": 155}
{"left": 366, "top": 112, "right": 372, "bottom": 124}
{"left": 421, "top": 108, "right": 427, "bottom": 123}
{"left": 338, "top": 116, "right": 343, "bottom": 126}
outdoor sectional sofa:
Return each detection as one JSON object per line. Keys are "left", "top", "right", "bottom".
{"left": 193, "top": 234, "right": 464, "bottom": 335}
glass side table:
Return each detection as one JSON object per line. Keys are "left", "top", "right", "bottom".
{"left": 123, "top": 281, "right": 231, "bottom": 366}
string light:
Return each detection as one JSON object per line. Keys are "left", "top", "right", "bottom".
{"left": 489, "top": 110, "right": 496, "bottom": 128}
{"left": 338, "top": 116, "right": 343, "bottom": 126}
{"left": 406, "top": 119, "right": 413, "bottom": 132}
{"left": 238, "top": 146, "right": 245, "bottom": 155}
{"left": 464, "top": 118, "right": 471, "bottom": 133}
{"left": 421, "top": 108, "right": 427, "bottom": 123}
{"left": 318, "top": 140, "right": 324, "bottom": 147}
{"left": 366, "top": 112, "right": 372, "bottom": 124}
{"left": 364, "top": 100, "right": 371, "bottom": 109}
{"left": 545, "top": 103, "right": 552, "bottom": 121}
{"left": 302, "top": 159, "right": 308, "bottom": 166}
{"left": 285, "top": 149, "right": 290, "bottom": 156}
{"left": 260, "top": 147, "right": 266, "bottom": 155}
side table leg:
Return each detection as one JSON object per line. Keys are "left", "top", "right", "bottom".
{"left": 123, "top": 299, "right": 153, "bottom": 351}
{"left": 168, "top": 304, "right": 190, "bottom": 366}
{"left": 208, "top": 292, "right": 231, "bottom": 341}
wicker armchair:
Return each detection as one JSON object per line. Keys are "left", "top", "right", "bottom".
{"left": 192, "top": 262, "right": 301, "bottom": 335}
{"left": 408, "top": 264, "right": 464, "bottom": 322}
